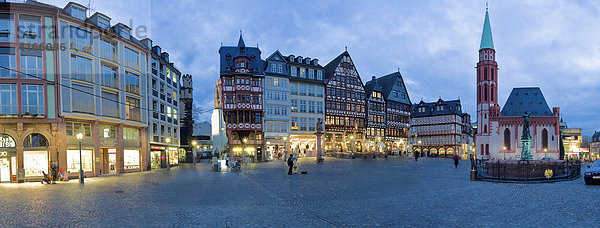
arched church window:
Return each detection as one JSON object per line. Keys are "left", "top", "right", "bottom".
{"left": 484, "top": 67, "right": 488, "bottom": 80}
{"left": 484, "top": 125, "right": 487, "bottom": 133}
{"left": 485, "top": 144, "right": 489, "bottom": 155}
{"left": 484, "top": 113, "right": 487, "bottom": 119}
{"left": 491, "top": 86, "right": 494, "bottom": 102}
{"left": 504, "top": 129, "right": 511, "bottom": 150}
{"left": 542, "top": 129, "right": 548, "bottom": 150}
{"left": 491, "top": 68, "right": 494, "bottom": 81}
{"left": 24, "top": 133, "right": 48, "bottom": 147}
{"left": 481, "top": 144, "right": 484, "bottom": 155}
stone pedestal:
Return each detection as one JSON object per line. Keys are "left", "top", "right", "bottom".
{"left": 315, "top": 132, "right": 324, "bottom": 163}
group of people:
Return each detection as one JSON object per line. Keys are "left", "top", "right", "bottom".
{"left": 286, "top": 154, "right": 300, "bottom": 175}
{"left": 414, "top": 151, "right": 461, "bottom": 168}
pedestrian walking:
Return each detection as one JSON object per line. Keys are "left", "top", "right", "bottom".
{"left": 414, "top": 151, "right": 419, "bottom": 161}
{"left": 287, "top": 154, "right": 294, "bottom": 175}
{"left": 453, "top": 154, "right": 459, "bottom": 168}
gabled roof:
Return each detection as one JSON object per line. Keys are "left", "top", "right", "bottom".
{"left": 500, "top": 87, "right": 553, "bottom": 117}
{"left": 480, "top": 9, "right": 494, "bottom": 50}
{"left": 323, "top": 51, "right": 347, "bottom": 81}
{"left": 364, "top": 76, "right": 383, "bottom": 96}
{"left": 411, "top": 99, "right": 463, "bottom": 118}
{"left": 378, "top": 71, "right": 412, "bottom": 105}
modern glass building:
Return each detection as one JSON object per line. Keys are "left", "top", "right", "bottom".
{"left": 58, "top": 2, "right": 150, "bottom": 177}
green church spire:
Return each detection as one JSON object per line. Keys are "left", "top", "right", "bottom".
{"left": 479, "top": 9, "right": 494, "bottom": 50}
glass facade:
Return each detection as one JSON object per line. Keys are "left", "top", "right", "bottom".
{"left": 123, "top": 149, "right": 140, "bottom": 170}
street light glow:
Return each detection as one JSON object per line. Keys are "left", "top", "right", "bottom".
{"left": 76, "top": 132, "right": 83, "bottom": 140}
{"left": 192, "top": 140, "right": 197, "bottom": 146}
{"left": 166, "top": 137, "right": 171, "bottom": 143}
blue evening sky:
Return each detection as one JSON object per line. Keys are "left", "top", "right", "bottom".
{"left": 46, "top": 0, "right": 600, "bottom": 136}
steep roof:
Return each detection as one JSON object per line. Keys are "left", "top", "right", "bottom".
{"left": 378, "top": 71, "right": 412, "bottom": 105}
{"left": 500, "top": 87, "right": 553, "bottom": 117}
{"left": 218, "top": 34, "right": 264, "bottom": 74}
{"left": 480, "top": 9, "right": 494, "bottom": 50}
{"left": 364, "top": 76, "right": 383, "bottom": 95}
{"left": 411, "top": 99, "right": 463, "bottom": 118}
{"left": 323, "top": 51, "right": 347, "bottom": 81}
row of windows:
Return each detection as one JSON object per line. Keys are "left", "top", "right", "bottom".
{"left": 152, "top": 100, "right": 178, "bottom": 119}
{"left": 151, "top": 58, "right": 179, "bottom": 85}
{"left": 269, "top": 63, "right": 284, "bottom": 74}
{"left": 265, "top": 121, "right": 287, "bottom": 133}
{"left": 325, "top": 115, "right": 365, "bottom": 128}
{"left": 265, "top": 91, "right": 287, "bottom": 101}
{"left": 291, "top": 82, "right": 323, "bottom": 97}
{"left": 70, "top": 54, "right": 141, "bottom": 95}
{"left": 291, "top": 100, "right": 323, "bottom": 113}
{"left": 66, "top": 121, "right": 140, "bottom": 140}
{"left": 0, "top": 84, "right": 44, "bottom": 115}
{"left": 151, "top": 78, "right": 177, "bottom": 105}
{"left": 369, "top": 102, "right": 385, "bottom": 112}
{"left": 266, "top": 77, "right": 287, "bottom": 87}
{"left": 368, "top": 114, "right": 385, "bottom": 123}
{"left": 327, "top": 88, "right": 365, "bottom": 100}
{"left": 266, "top": 105, "right": 288, "bottom": 116}
{"left": 152, "top": 122, "right": 178, "bottom": 138}
{"left": 291, "top": 117, "right": 319, "bottom": 131}
{"left": 290, "top": 66, "right": 322, "bottom": 80}
{"left": 326, "top": 101, "right": 365, "bottom": 113}
{"left": 366, "top": 127, "right": 385, "bottom": 137}
{"left": 225, "top": 111, "right": 262, "bottom": 124}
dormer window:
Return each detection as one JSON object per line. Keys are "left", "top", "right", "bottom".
{"left": 240, "top": 61, "right": 245, "bottom": 68}
{"left": 71, "top": 5, "right": 87, "bottom": 21}
{"left": 226, "top": 54, "right": 231, "bottom": 60}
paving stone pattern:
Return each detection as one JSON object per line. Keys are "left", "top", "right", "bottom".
{"left": 0, "top": 157, "right": 598, "bottom": 227}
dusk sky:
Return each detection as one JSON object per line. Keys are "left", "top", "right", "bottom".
{"left": 47, "top": 0, "right": 600, "bottom": 136}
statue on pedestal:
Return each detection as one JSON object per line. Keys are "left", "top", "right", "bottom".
{"left": 520, "top": 113, "right": 532, "bottom": 161}
{"left": 315, "top": 118, "right": 324, "bottom": 163}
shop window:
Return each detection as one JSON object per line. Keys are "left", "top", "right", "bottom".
{"left": 23, "top": 133, "right": 47, "bottom": 147}
{"left": 23, "top": 150, "right": 47, "bottom": 176}
{"left": 124, "top": 149, "right": 140, "bottom": 170}
{"left": 66, "top": 149, "right": 93, "bottom": 172}
{"left": 0, "top": 134, "right": 15, "bottom": 147}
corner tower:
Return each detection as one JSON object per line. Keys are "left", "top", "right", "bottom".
{"left": 476, "top": 8, "right": 500, "bottom": 158}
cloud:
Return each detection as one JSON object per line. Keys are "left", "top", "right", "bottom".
{"left": 44, "top": 0, "right": 600, "bottom": 135}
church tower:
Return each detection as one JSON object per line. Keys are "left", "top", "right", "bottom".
{"left": 476, "top": 8, "right": 500, "bottom": 159}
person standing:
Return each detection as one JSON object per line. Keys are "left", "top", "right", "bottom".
{"left": 292, "top": 156, "right": 299, "bottom": 174}
{"left": 453, "top": 154, "right": 459, "bottom": 168}
{"left": 287, "top": 154, "right": 294, "bottom": 175}
{"left": 414, "top": 151, "right": 419, "bottom": 161}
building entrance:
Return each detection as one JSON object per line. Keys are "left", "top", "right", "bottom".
{"left": 0, "top": 158, "right": 10, "bottom": 182}
{"left": 101, "top": 148, "right": 117, "bottom": 174}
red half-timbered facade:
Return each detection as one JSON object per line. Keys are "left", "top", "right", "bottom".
{"left": 217, "top": 33, "right": 264, "bottom": 161}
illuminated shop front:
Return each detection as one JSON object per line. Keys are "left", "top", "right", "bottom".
{"left": 23, "top": 134, "right": 49, "bottom": 177}
{"left": 0, "top": 134, "right": 17, "bottom": 182}
{"left": 150, "top": 146, "right": 165, "bottom": 169}
{"left": 168, "top": 147, "right": 179, "bottom": 166}
{"left": 124, "top": 149, "right": 140, "bottom": 171}
{"left": 289, "top": 135, "right": 317, "bottom": 157}
{"left": 66, "top": 149, "right": 94, "bottom": 173}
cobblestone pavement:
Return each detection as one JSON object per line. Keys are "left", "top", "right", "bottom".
{"left": 1, "top": 157, "right": 599, "bottom": 227}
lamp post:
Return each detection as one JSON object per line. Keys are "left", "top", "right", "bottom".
{"left": 191, "top": 140, "right": 197, "bottom": 165}
{"left": 165, "top": 137, "right": 171, "bottom": 170}
{"left": 544, "top": 148, "right": 547, "bottom": 159}
{"left": 503, "top": 146, "right": 507, "bottom": 160}
{"left": 76, "top": 132, "right": 84, "bottom": 184}
{"left": 350, "top": 135, "right": 355, "bottom": 156}
{"left": 376, "top": 136, "right": 381, "bottom": 155}
{"left": 418, "top": 140, "right": 422, "bottom": 157}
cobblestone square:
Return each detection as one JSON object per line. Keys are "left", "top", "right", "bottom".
{"left": 1, "top": 157, "right": 599, "bottom": 227}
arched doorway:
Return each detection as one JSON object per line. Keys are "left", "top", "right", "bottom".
{"left": 447, "top": 148, "right": 455, "bottom": 156}
{"left": 0, "top": 134, "right": 16, "bottom": 182}
{"left": 23, "top": 133, "right": 49, "bottom": 178}
{"left": 431, "top": 148, "right": 438, "bottom": 157}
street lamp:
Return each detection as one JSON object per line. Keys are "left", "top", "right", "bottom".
{"left": 76, "top": 132, "right": 84, "bottom": 184}
{"left": 191, "top": 140, "right": 197, "bottom": 165}
{"left": 503, "top": 146, "right": 507, "bottom": 160}
{"left": 242, "top": 138, "right": 247, "bottom": 164}
{"left": 166, "top": 137, "right": 171, "bottom": 169}
{"left": 544, "top": 148, "right": 548, "bottom": 159}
